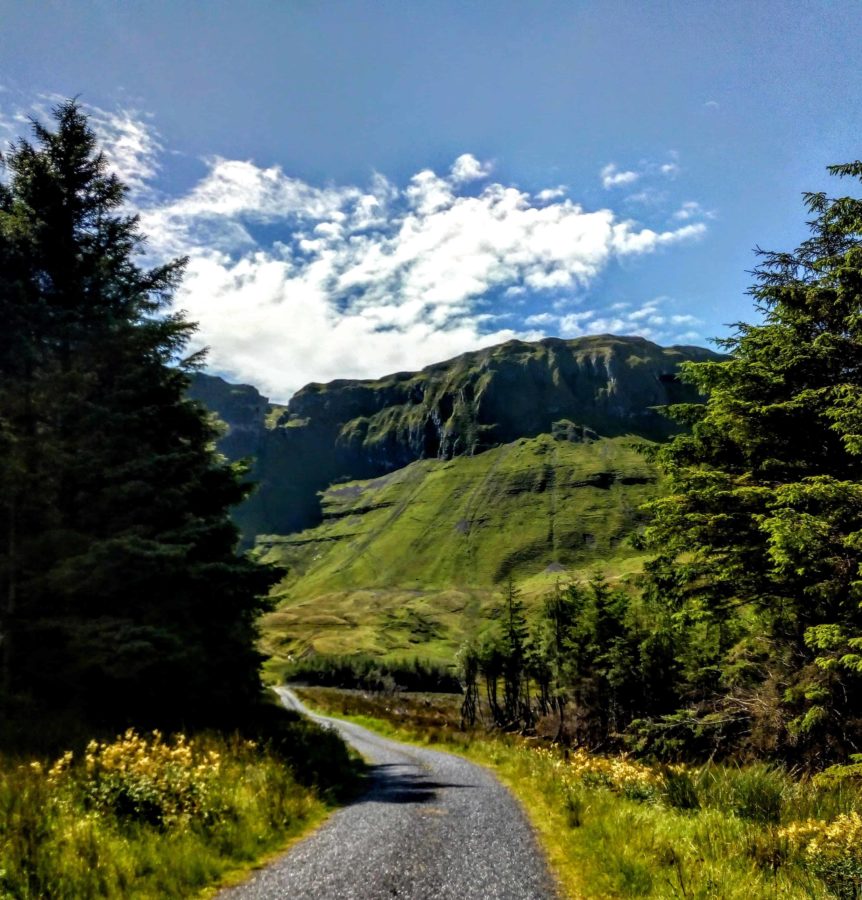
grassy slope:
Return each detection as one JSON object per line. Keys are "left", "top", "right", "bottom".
{"left": 258, "top": 434, "right": 660, "bottom": 667}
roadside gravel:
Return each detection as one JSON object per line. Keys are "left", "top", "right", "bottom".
{"left": 219, "top": 687, "right": 558, "bottom": 900}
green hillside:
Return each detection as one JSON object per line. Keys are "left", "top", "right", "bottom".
{"left": 257, "top": 432, "right": 661, "bottom": 665}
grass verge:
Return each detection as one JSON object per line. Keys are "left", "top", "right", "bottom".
{"left": 295, "top": 687, "right": 861, "bottom": 900}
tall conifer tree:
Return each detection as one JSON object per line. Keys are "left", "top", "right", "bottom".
{"left": 0, "top": 102, "right": 279, "bottom": 731}
{"left": 642, "top": 162, "right": 862, "bottom": 760}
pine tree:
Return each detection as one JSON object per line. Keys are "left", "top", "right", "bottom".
{"left": 538, "top": 581, "right": 580, "bottom": 741}
{"left": 0, "top": 101, "right": 279, "bottom": 734}
{"left": 641, "top": 161, "right": 862, "bottom": 761}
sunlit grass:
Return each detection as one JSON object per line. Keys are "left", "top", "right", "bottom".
{"left": 258, "top": 435, "right": 660, "bottom": 663}
{"left": 0, "top": 728, "right": 337, "bottom": 899}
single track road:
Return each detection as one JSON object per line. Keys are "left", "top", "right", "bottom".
{"left": 219, "top": 687, "right": 558, "bottom": 900}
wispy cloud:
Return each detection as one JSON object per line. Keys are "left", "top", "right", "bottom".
{"left": 600, "top": 163, "right": 640, "bottom": 189}
{"left": 603, "top": 153, "right": 682, "bottom": 191}
{"left": 1, "top": 93, "right": 162, "bottom": 198}
{"left": 554, "top": 299, "right": 704, "bottom": 343}
{"left": 672, "top": 200, "right": 714, "bottom": 221}
{"left": 88, "top": 106, "right": 162, "bottom": 196}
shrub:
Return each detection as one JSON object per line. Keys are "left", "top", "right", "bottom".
{"left": 79, "top": 730, "right": 228, "bottom": 827}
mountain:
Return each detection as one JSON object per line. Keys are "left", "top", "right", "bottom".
{"left": 191, "top": 335, "right": 720, "bottom": 539}
{"left": 190, "top": 335, "right": 721, "bottom": 665}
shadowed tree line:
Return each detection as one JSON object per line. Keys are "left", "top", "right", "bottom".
{"left": 458, "top": 573, "right": 670, "bottom": 747}
{"left": 281, "top": 653, "right": 462, "bottom": 694}
{"left": 0, "top": 102, "right": 282, "bottom": 745}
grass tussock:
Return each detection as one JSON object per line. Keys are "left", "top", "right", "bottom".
{"left": 0, "top": 727, "right": 340, "bottom": 899}
{"left": 297, "top": 687, "right": 862, "bottom": 899}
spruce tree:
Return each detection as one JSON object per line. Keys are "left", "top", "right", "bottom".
{"left": 0, "top": 101, "right": 279, "bottom": 733}
{"left": 642, "top": 161, "right": 862, "bottom": 761}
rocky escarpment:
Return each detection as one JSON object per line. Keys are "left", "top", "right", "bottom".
{"left": 193, "top": 334, "right": 722, "bottom": 538}
{"left": 188, "top": 374, "right": 274, "bottom": 458}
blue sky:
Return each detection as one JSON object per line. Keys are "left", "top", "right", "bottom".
{"left": 1, "top": 1, "right": 861, "bottom": 401}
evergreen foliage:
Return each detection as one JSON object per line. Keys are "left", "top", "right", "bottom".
{"left": 0, "top": 102, "right": 280, "bottom": 735}
{"left": 640, "top": 160, "right": 862, "bottom": 761}
{"left": 278, "top": 653, "right": 462, "bottom": 694}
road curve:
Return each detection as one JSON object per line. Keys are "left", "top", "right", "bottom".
{"left": 219, "top": 687, "right": 558, "bottom": 900}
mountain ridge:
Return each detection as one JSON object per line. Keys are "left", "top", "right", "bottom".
{"left": 190, "top": 334, "right": 722, "bottom": 540}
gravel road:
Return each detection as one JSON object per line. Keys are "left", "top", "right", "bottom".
{"left": 219, "top": 687, "right": 558, "bottom": 900}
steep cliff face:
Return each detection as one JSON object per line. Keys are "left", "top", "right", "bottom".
{"left": 187, "top": 374, "right": 274, "bottom": 459}
{"left": 193, "top": 335, "right": 721, "bottom": 538}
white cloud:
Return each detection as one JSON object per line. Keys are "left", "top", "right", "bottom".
{"left": 672, "top": 200, "right": 715, "bottom": 221}
{"left": 660, "top": 162, "right": 680, "bottom": 178}
{"left": 148, "top": 157, "right": 708, "bottom": 399}
{"left": 525, "top": 312, "right": 558, "bottom": 327}
{"left": 611, "top": 221, "right": 706, "bottom": 255}
{"left": 133, "top": 145, "right": 708, "bottom": 399}
{"left": 601, "top": 163, "right": 640, "bottom": 189}
{"left": 558, "top": 310, "right": 598, "bottom": 334}
{"left": 536, "top": 186, "right": 567, "bottom": 202}
{"left": 450, "top": 153, "right": 492, "bottom": 183}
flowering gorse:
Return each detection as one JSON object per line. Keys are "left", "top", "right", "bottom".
{"left": 20, "top": 729, "right": 256, "bottom": 828}
{"left": 779, "top": 812, "right": 862, "bottom": 898}
{"left": 530, "top": 745, "right": 671, "bottom": 802}
{"left": 1, "top": 727, "right": 325, "bottom": 899}
{"left": 81, "top": 729, "right": 233, "bottom": 827}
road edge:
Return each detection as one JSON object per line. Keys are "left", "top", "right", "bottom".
{"left": 291, "top": 688, "right": 572, "bottom": 899}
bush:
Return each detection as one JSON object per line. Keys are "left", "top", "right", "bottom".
{"left": 79, "top": 730, "right": 224, "bottom": 827}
